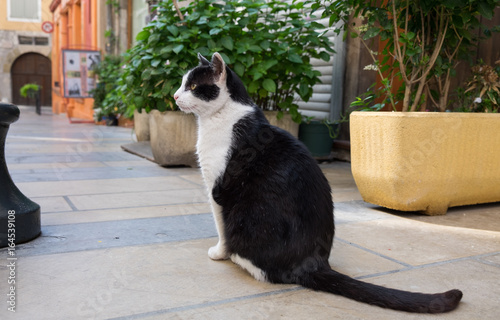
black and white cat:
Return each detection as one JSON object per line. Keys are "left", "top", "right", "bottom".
{"left": 173, "top": 52, "right": 462, "bottom": 313}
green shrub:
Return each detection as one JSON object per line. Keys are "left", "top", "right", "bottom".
{"left": 20, "top": 84, "right": 40, "bottom": 99}
{"left": 313, "top": 0, "right": 500, "bottom": 111}
{"left": 90, "top": 55, "right": 126, "bottom": 121}
{"left": 119, "top": 0, "right": 334, "bottom": 123}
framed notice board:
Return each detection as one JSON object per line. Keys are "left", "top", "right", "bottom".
{"left": 62, "top": 49, "right": 101, "bottom": 98}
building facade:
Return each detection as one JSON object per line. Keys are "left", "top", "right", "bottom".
{"left": 50, "top": 0, "right": 148, "bottom": 121}
{"left": 0, "top": 0, "right": 53, "bottom": 106}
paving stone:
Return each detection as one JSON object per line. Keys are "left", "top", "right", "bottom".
{"left": 336, "top": 218, "right": 500, "bottom": 266}
{"left": 31, "top": 196, "right": 73, "bottom": 213}
{"left": 1, "top": 108, "right": 498, "bottom": 320}
{"left": 16, "top": 176, "right": 201, "bottom": 198}
{"left": 41, "top": 203, "right": 212, "bottom": 225}
{"left": 8, "top": 214, "right": 217, "bottom": 257}
{"left": 158, "top": 260, "right": 500, "bottom": 320}
{"left": 67, "top": 188, "right": 208, "bottom": 211}
{"left": 0, "top": 239, "right": 288, "bottom": 320}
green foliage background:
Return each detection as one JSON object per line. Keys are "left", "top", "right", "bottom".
{"left": 312, "top": 0, "right": 500, "bottom": 111}
{"left": 118, "top": 0, "right": 334, "bottom": 122}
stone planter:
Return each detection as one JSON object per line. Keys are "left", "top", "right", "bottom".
{"left": 350, "top": 112, "right": 500, "bottom": 215}
{"left": 118, "top": 116, "right": 134, "bottom": 128}
{"left": 134, "top": 109, "right": 150, "bottom": 141}
{"left": 264, "top": 111, "right": 299, "bottom": 138}
{"left": 149, "top": 110, "right": 198, "bottom": 167}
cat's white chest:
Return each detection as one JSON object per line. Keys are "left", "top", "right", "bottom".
{"left": 196, "top": 103, "right": 253, "bottom": 191}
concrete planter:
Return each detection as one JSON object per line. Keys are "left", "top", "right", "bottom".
{"left": 350, "top": 112, "right": 500, "bottom": 215}
{"left": 149, "top": 110, "right": 198, "bottom": 167}
{"left": 118, "top": 116, "right": 134, "bottom": 128}
{"left": 264, "top": 111, "right": 299, "bottom": 138}
{"left": 134, "top": 109, "right": 150, "bottom": 141}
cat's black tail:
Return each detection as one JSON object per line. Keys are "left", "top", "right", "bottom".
{"left": 299, "top": 268, "right": 462, "bottom": 313}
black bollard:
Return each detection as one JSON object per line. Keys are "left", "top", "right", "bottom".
{"left": 0, "top": 103, "right": 41, "bottom": 248}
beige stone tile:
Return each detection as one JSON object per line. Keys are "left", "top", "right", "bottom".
{"left": 179, "top": 173, "right": 205, "bottom": 187}
{"left": 6, "top": 143, "right": 126, "bottom": 153}
{"left": 394, "top": 202, "right": 500, "bottom": 233}
{"left": 6, "top": 161, "right": 106, "bottom": 170}
{"left": 328, "top": 240, "right": 405, "bottom": 278}
{"left": 0, "top": 238, "right": 289, "bottom": 320}
{"left": 102, "top": 160, "right": 158, "bottom": 167}
{"left": 33, "top": 196, "right": 72, "bottom": 213}
{"left": 333, "top": 188, "right": 363, "bottom": 202}
{"left": 364, "top": 259, "right": 500, "bottom": 319}
{"left": 149, "top": 260, "right": 500, "bottom": 320}
{"left": 17, "top": 176, "right": 200, "bottom": 198}
{"left": 319, "top": 163, "right": 363, "bottom": 202}
{"left": 325, "top": 173, "right": 358, "bottom": 188}
{"left": 67, "top": 188, "right": 208, "bottom": 210}
{"left": 336, "top": 218, "right": 500, "bottom": 266}
{"left": 42, "top": 203, "right": 212, "bottom": 225}
{"left": 481, "top": 253, "right": 500, "bottom": 266}
{"left": 334, "top": 201, "right": 394, "bottom": 224}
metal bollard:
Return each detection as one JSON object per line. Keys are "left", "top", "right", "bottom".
{"left": 0, "top": 103, "right": 41, "bottom": 248}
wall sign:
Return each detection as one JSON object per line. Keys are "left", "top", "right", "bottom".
{"left": 41, "top": 21, "right": 54, "bottom": 33}
{"left": 62, "top": 50, "right": 101, "bottom": 98}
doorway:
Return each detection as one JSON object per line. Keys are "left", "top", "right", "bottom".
{"left": 11, "top": 53, "right": 52, "bottom": 106}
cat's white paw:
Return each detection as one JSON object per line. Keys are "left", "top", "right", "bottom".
{"left": 208, "top": 244, "right": 229, "bottom": 260}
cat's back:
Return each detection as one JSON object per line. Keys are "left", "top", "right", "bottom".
{"left": 215, "top": 108, "right": 331, "bottom": 213}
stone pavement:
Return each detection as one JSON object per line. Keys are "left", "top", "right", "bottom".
{"left": 1, "top": 107, "right": 499, "bottom": 320}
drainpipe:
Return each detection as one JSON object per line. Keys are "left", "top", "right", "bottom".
{"left": 105, "top": 2, "right": 113, "bottom": 53}
{"left": 329, "top": 20, "right": 346, "bottom": 124}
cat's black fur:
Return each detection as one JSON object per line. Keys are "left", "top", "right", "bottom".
{"left": 183, "top": 53, "right": 463, "bottom": 313}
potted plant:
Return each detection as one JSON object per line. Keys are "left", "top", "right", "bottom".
{"left": 90, "top": 55, "right": 130, "bottom": 127}
{"left": 116, "top": 0, "right": 333, "bottom": 166}
{"left": 299, "top": 118, "right": 338, "bottom": 158}
{"left": 314, "top": 0, "right": 500, "bottom": 215}
{"left": 19, "top": 84, "right": 41, "bottom": 115}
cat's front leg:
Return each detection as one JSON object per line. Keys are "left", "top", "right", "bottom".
{"left": 208, "top": 198, "right": 230, "bottom": 260}
{"left": 208, "top": 242, "right": 229, "bottom": 260}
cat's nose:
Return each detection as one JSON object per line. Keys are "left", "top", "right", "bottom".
{"left": 174, "top": 94, "right": 179, "bottom": 100}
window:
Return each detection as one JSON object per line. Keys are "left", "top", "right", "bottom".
{"left": 8, "top": 0, "right": 41, "bottom": 22}
{"left": 34, "top": 37, "right": 49, "bottom": 46}
{"left": 18, "top": 36, "right": 34, "bottom": 45}
{"left": 17, "top": 36, "right": 49, "bottom": 46}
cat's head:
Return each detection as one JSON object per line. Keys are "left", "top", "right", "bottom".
{"left": 174, "top": 52, "right": 252, "bottom": 116}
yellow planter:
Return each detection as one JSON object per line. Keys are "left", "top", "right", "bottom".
{"left": 350, "top": 112, "right": 500, "bottom": 215}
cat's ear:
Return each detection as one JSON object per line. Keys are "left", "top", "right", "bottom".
{"left": 198, "top": 53, "right": 210, "bottom": 66}
{"left": 211, "top": 52, "right": 227, "bottom": 83}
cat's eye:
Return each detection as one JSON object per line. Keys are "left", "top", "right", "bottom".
{"left": 190, "top": 84, "right": 197, "bottom": 90}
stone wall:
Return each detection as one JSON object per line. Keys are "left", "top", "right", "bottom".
{"left": 0, "top": 30, "right": 52, "bottom": 103}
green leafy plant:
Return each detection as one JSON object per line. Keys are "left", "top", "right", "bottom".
{"left": 118, "top": 0, "right": 334, "bottom": 123}
{"left": 456, "top": 60, "right": 500, "bottom": 113}
{"left": 90, "top": 55, "right": 126, "bottom": 121}
{"left": 20, "top": 84, "right": 40, "bottom": 99}
{"left": 349, "top": 84, "right": 385, "bottom": 112}
{"left": 312, "top": 0, "right": 500, "bottom": 112}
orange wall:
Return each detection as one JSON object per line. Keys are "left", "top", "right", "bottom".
{"left": 51, "top": 0, "right": 98, "bottom": 120}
